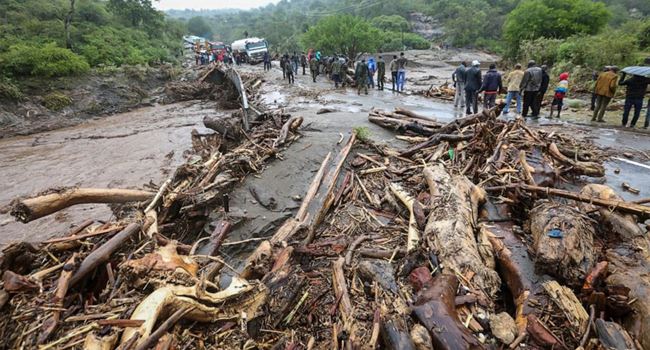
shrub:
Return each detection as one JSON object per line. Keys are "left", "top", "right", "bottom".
{"left": 1, "top": 43, "right": 90, "bottom": 77}
{"left": 43, "top": 92, "right": 72, "bottom": 111}
{"left": 0, "top": 79, "right": 24, "bottom": 100}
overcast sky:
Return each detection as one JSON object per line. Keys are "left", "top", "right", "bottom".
{"left": 154, "top": 0, "right": 280, "bottom": 10}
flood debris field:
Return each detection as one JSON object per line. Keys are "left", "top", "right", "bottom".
{"left": 0, "top": 62, "right": 649, "bottom": 350}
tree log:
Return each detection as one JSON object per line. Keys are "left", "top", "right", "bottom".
{"left": 412, "top": 274, "right": 485, "bottom": 350}
{"left": 485, "top": 184, "right": 650, "bottom": 219}
{"left": 548, "top": 143, "right": 605, "bottom": 177}
{"left": 203, "top": 114, "right": 242, "bottom": 139}
{"left": 529, "top": 201, "right": 596, "bottom": 287}
{"left": 10, "top": 188, "right": 154, "bottom": 223}
{"left": 423, "top": 165, "right": 501, "bottom": 298}
{"left": 368, "top": 115, "right": 437, "bottom": 136}
{"left": 70, "top": 223, "right": 142, "bottom": 287}
{"left": 400, "top": 106, "right": 500, "bottom": 157}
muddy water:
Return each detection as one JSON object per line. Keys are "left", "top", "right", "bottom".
{"left": 0, "top": 100, "right": 216, "bottom": 245}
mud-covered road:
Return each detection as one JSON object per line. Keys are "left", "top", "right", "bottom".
{"left": 2, "top": 56, "right": 649, "bottom": 247}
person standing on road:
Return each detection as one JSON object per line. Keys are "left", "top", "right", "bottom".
{"left": 389, "top": 55, "right": 399, "bottom": 92}
{"left": 503, "top": 63, "right": 524, "bottom": 114}
{"left": 309, "top": 56, "right": 319, "bottom": 83}
{"left": 367, "top": 57, "right": 376, "bottom": 89}
{"left": 618, "top": 71, "right": 650, "bottom": 128}
{"left": 285, "top": 57, "right": 295, "bottom": 84}
{"left": 396, "top": 52, "right": 407, "bottom": 92}
{"left": 332, "top": 55, "right": 342, "bottom": 88}
{"left": 452, "top": 61, "right": 467, "bottom": 109}
{"left": 549, "top": 72, "right": 569, "bottom": 118}
{"left": 534, "top": 65, "right": 550, "bottom": 115}
{"left": 479, "top": 63, "right": 502, "bottom": 109}
{"left": 280, "top": 55, "right": 286, "bottom": 79}
{"left": 339, "top": 57, "right": 348, "bottom": 88}
{"left": 355, "top": 59, "right": 369, "bottom": 95}
{"left": 263, "top": 52, "right": 271, "bottom": 71}
{"left": 291, "top": 52, "right": 299, "bottom": 74}
{"left": 300, "top": 52, "right": 307, "bottom": 75}
{"left": 377, "top": 55, "right": 386, "bottom": 90}
{"left": 464, "top": 60, "right": 482, "bottom": 115}
{"left": 592, "top": 66, "right": 619, "bottom": 122}
{"left": 520, "top": 60, "right": 543, "bottom": 118}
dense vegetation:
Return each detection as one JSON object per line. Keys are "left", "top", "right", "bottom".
{"left": 178, "top": 0, "right": 648, "bottom": 69}
{"left": 0, "top": 0, "right": 185, "bottom": 81}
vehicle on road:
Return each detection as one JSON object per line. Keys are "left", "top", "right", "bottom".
{"left": 231, "top": 37, "right": 268, "bottom": 63}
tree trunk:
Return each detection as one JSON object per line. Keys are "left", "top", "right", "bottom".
{"left": 10, "top": 188, "right": 154, "bottom": 223}
{"left": 528, "top": 201, "right": 596, "bottom": 287}
{"left": 64, "top": 0, "right": 75, "bottom": 50}
{"left": 423, "top": 165, "right": 501, "bottom": 298}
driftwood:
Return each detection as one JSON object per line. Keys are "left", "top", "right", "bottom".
{"left": 412, "top": 274, "right": 485, "bottom": 350}
{"left": 273, "top": 116, "right": 303, "bottom": 148}
{"left": 203, "top": 114, "right": 242, "bottom": 139}
{"left": 10, "top": 188, "right": 154, "bottom": 223}
{"left": 400, "top": 106, "right": 500, "bottom": 157}
{"left": 529, "top": 202, "right": 596, "bottom": 287}
{"left": 423, "top": 165, "right": 501, "bottom": 298}
{"left": 368, "top": 115, "right": 437, "bottom": 136}
{"left": 69, "top": 223, "right": 142, "bottom": 286}
{"left": 389, "top": 183, "right": 420, "bottom": 252}
{"left": 486, "top": 184, "right": 650, "bottom": 219}
{"left": 121, "top": 278, "right": 267, "bottom": 347}
{"left": 548, "top": 143, "right": 605, "bottom": 177}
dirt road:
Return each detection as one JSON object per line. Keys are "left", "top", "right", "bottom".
{"left": 1, "top": 57, "right": 649, "bottom": 247}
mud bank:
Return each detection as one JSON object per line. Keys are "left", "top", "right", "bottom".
{"left": 0, "top": 64, "right": 195, "bottom": 138}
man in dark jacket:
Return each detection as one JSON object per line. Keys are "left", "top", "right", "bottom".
{"left": 377, "top": 55, "right": 386, "bottom": 90}
{"left": 520, "top": 60, "right": 543, "bottom": 118}
{"left": 464, "top": 60, "right": 482, "bottom": 115}
{"left": 355, "top": 59, "right": 369, "bottom": 95}
{"left": 533, "top": 65, "right": 550, "bottom": 116}
{"left": 309, "top": 56, "right": 319, "bottom": 83}
{"left": 619, "top": 72, "right": 650, "bottom": 128}
{"left": 453, "top": 62, "right": 467, "bottom": 108}
{"left": 300, "top": 53, "right": 307, "bottom": 75}
{"left": 479, "top": 63, "right": 502, "bottom": 109}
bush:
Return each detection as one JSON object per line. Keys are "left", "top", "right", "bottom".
{"left": 519, "top": 37, "right": 563, "bottom": 65}
{"left": 43, "top": 92, "right": 72, "bottom": 111}
{"left": 378, "top": 31, "right": 430, "bottom": 51}
{"left": 1, "top": 43, "right": 90, "bottom": 77}
{"left": 0, "top": 79, "right": 24, "bottom": 100}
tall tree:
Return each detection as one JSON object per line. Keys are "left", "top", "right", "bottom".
{"left": 107, "top": 0, "right": 161, "bottom": 27}
{"left": 64, "top": 0, "right": 75, "bottom": 49}
{"left": 301, "top": 15, "right": 381, "bottom": 59}
{"left": 187, "top": 16, "right": 212, "bottom": 38}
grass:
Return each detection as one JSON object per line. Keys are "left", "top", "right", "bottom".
{"left": 353, "top": 126, "right": 371, "bottom": 142}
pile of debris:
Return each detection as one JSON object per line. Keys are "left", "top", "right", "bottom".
{"left": 419, "top": 82, "right": 455, "bottom": 101}
{"left": 1, "top": 80, "right": 649, "bottom": 349}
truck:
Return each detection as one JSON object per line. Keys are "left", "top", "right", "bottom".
{"left": 231, "top": 37, "right": 268, "bottom": 63}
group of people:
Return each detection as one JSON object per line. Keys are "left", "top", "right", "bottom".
{"left": 453, "top": 60, "right": 569, "bottom": 119}
{"left": 591, "top": 61, "right": 650, "bottom": 128}
{"left": 452, "top": 58, "right": 650, "bottom": 128}
{"left": 194, "top": 50, "right": 234, "bottom": 66}
{"left": 352, "top": 53, "right": 407, "bottom": 94}
{"left": 274, "top": 50, "right": 409, "bottom": 94}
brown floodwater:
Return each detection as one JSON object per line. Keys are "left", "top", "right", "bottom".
{"left": 0, "top": 100, "right": 216, "bottom": 245}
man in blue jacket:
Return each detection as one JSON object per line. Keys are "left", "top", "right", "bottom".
{"left": 479, "top": 63, "right": 502, "bottom": 109}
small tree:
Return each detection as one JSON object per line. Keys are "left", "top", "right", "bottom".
{"left": 301, "top": 15, "right": 381, "bottom": 59}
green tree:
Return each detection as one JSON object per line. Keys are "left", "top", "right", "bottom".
{"left": 371, "top": 15, "right": 409, "bottom": 33}
{"left": 107, "top": 0, "right": 161, "bottom": 27}
{"left": 187, "top": 16, "right": 213, "bottom": 38}
{"left": 301, "top": 15, "right": 381, "bottom": 59}
{"left": 504, "top": 0, "right": 610, "bottom": 55}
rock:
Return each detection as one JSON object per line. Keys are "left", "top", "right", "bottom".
{"left": 489, "top": 312, "right": 517, "bottom": 345}
{"left": 410, "top": 324, "right": 433, "bottom": 350}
